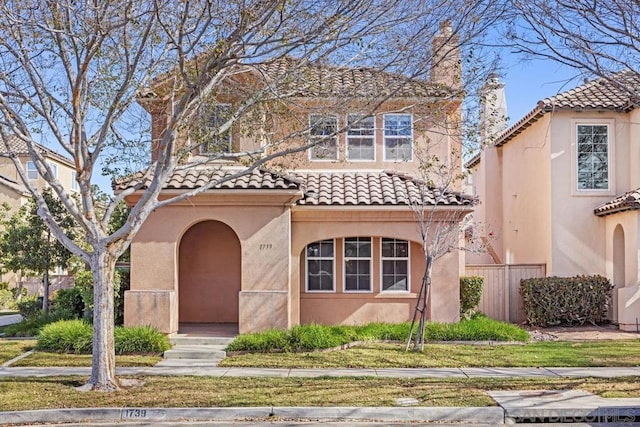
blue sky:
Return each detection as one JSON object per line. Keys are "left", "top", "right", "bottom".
{"left": 500, "top": 56, "right": 582, "bottom": 126}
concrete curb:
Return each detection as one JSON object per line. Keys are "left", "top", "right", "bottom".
{"left": 0, "top": 406, "right": 505, "bottom": 425}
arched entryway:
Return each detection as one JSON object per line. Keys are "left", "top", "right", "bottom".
{"left": 612, "top": 224, "right": 625, "bottom": 322}
{"left": 179, "top": 220, "right": 241, "bottom": 324}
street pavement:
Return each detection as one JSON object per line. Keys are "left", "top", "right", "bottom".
{"left": 0, "top": 313, "right": 22, "bottom": 327}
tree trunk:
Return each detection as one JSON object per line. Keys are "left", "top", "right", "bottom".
{"left": 42, "top": 269, "right": 49, "bottom": 314}
{"left": 87, "top": 250, "right": 119, "bottom": 391}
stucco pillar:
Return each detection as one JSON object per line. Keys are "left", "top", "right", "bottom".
{"left": 124, "top": 290, "right": 178, "bottom": 334}
{"left": 428, "top": 250, "right": 461, "bottom": 322}
{"left": 238, "top": 207, "right": 292, "bottom": 333}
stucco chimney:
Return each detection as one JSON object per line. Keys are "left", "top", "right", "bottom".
{"left": 481, "top": 73, "right": 508, "bottom": 144}
{"left": 430, "top": 21, "right": 462, "bottom": 89}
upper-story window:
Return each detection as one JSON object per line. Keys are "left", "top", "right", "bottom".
{"left": 25, "top": 161, "right": 38, "bottom": 180}
{"left": 200, "top": 104, "right": 232, "bottom": 155}
{"left": 346, "top": 115, "right": 375, "bottom": 161}
{"left": 383, "top": 114, "right": 413, "bottom": 161}
{"left": 576, "top": 124, "right": 609, "bottom": 190}
{"left": 71, "top": 171, "right": 79, "bottom": 192}
{"left": 47, "top": 161, "right": 58, "bottom": 179}
{"left": 309, "top": 114, "right": 338, "bottom": 161}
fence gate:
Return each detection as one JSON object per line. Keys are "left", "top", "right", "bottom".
{"left": 464, "top": 264, "right": 546, "bottom": 323}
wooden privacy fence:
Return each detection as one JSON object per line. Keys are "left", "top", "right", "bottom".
{"left": 464, "top": 264, "right": 546, "bottom": 323}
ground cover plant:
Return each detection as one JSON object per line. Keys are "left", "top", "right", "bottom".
{"left": 0, "top": 376, "right": 638, "bottom": 411}
{"left": 226, "top": 316, "right": 529, "bottom": 353}
{"left": 220, "top": 340, "right": 640, "bottom": 368}
{"left": 36, "top": 320, "right": 170, "bottom": 354}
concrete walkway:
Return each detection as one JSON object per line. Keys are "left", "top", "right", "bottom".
{"left": 1, "top": 364, "right": 640, "bottom": 378}
{"left": 0, "top": 313, "right": 22, "bottom": 327}
{"left": 1, "top": 365, "right": 640, "bottom": 425}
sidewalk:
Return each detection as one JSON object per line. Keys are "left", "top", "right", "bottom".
{"left": 2, "top": 365, "right": 640, "bottom": 378}
{"left": 2, "top": 365, "right": 640, "bottom": 424}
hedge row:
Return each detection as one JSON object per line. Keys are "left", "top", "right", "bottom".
{"left": 460, "top": 276, "right": 483, "bottom": 319}
{"left": 520, "top": 275, "right": 613, "bottom": 327}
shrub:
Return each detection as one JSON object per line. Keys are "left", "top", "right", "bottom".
{"left": 226, "top": 328, "right": 290, "bottom": 352}
{"left": 520, "top": 275, "right": 613, "bottom": 327}
{"left": 52, "top": 287, "right": 84, "bottom": 319}
{"left": 289, "top": 323, "right": 355, "bottom": 351}
{"left": 36, "top": 321, "right": 170, "bottom": 354}
{"left": 424, "top": 314, "right": 529, "bottom": 341}
{"left": 1, "top": 311, "right": 69, "bottom": 337}
{"left": 226, "top": 317, "right": 529, "bottom": 352}
{"left": 0, "top": 288, "right": 16, "bottom": 310}
{"left": 460, "top": 276, "right": 484, "bottom": 319}
{"left": 17, "top": 297, "right": 42, "bottom": 319}
{"left": 114, "top": 325, "right": 170, "bottom": 354}
{"left": 36, "top": 319, "right": 93, "bottom": 353}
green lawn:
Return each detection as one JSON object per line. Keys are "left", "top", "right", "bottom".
{"left": 0, "top": 376, "right": 639, "bottom": 411}
{"left": 11, "top": 352, "right": 162, "bottom": 367}
{"left": 0, "top": 340, "right": 161, "bottom": 367}
{"left": 0, "top": 340, "right": 35, "bottom": 364}
{"left": 220, "top": 340, "right": 640, "bottom": 368}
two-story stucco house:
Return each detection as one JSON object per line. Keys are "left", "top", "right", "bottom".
{"left": 467, "top": 71, "right": 640, "bottom": 331}
{"left": 122, "top": 27, "right": 475, "bottom": 335}
{"left": 0, "top": 134, "right": 79, "bottom": 293}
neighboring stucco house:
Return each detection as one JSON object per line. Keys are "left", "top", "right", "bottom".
{"left": 467, "top": 71, "right": 640, "bottom": 331}
{"left": 123, "top": 27, "right": 475, "bottom": 334}
{"left": 0, "top": 135, "right": 79, "bottom": 293}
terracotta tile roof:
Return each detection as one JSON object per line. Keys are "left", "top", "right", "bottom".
{"left": 540, "top": 70, "right": 639, "bottom": 111}
{"left": 293, "top": 170, "right": 473, "bottom": 206}
{"left": 254, "top": 57, "right": 455, "bottom": 98}
{"left": 113, "top": 167, "right": 299, "bottom": 191}
{"left": 140, "top": 56, "right": 458, "bottom": 101}
{"left": 115, "top": 167, "right": 475, "bottom": 207}
{"left": 466, "top": 71, "right": 640, "bottom": 169}
{"left": 594, "top": 188, "right": 640, "bottom": 216}
{"left": 0, "top": 134, "right": 74, "bottom": 166}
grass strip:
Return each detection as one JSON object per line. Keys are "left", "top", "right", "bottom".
{"left": 220, "top": 341, "right": 640, "bottom": 368}
{"left": 10, "top": 351, "right": 162, "bottom": 367}
{"left": 0, "top": 340, "right": 35, "bottom": 365}
{"left": 0, "top": 376, "right": 639, "bottom": 411}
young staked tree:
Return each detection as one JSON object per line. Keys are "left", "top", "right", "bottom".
{"left": 0, "top": 0, "right": 503, "bottom": 390}
{"left": 506, "top": 0, "right": 639, "bottom": 90}
{"left": 0, "top": 189, "right": 75, "bottom": 313}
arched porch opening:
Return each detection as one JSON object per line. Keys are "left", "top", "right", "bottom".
{"left": 178, "top": 220, "right": 241, "bottom": 326}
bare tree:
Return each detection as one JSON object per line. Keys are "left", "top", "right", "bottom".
{"left": 506, "top": 0, "right": 639, "bottom": 89}
{"left": 0, "top": 0, "right": 502, "bottom": 390}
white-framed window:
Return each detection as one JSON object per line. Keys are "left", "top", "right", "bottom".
{"left": 25, "top": 161, "right": 38, "bottom": 180}
{"left": 200, "top": 104, "right": 232, "bottom": 155}
{"left": 576, "top": 124, "right": 609, "bottom": 190}
{"left": 306, "top": 239, "right": 335, "bottom": 292}
{"left": 71, "top": 171, "right": 79, "bottom": 192}
{"left": 47, "top": 161, "right": 58, "bottom": 179}
{"left": 383, "top": 114, "right": 413, "bottom": 161}
{"left": 346, "top": 114, "right": 375, "bottom": 161}
{"left": 381, "top": 238, "right": 410, "bottom": 292}
{"left": 344, "top": 237, "right": 372, "bottom": 292}
{"left": 309, "top": 114, "right": 338, "bottom": 161}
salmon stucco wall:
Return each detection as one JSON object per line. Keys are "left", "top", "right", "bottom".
{"left": 550, "top": 111, "right": 631, "bottom": 277}
{"left": 292, "top": 209, "right": 464, "bottom": 325}
{"left": 603, "top": 211, "right": 640, "bottom": 328}
{"left": 498, "top": 116, "right": 552, "bottom": 268}
{"left": 124, "top": 192, "right": 298, "bottom": 334}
